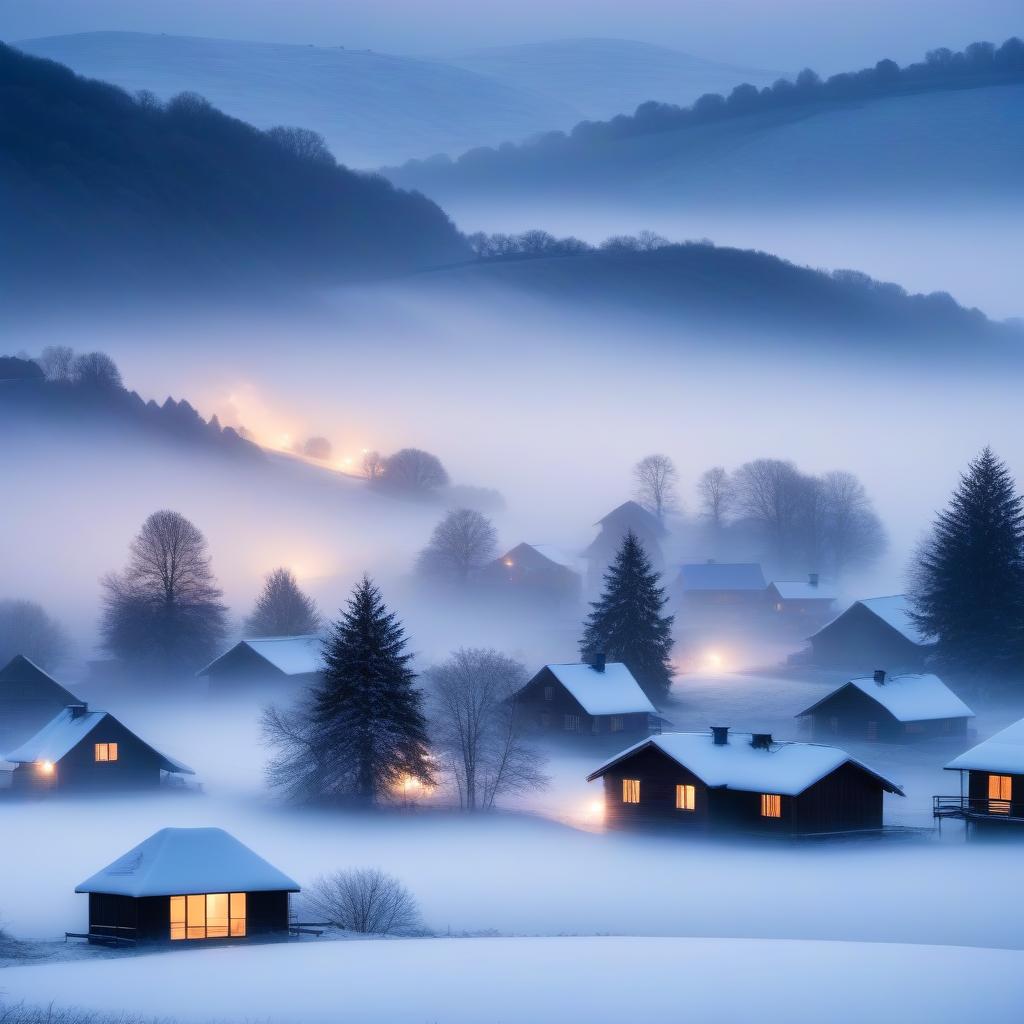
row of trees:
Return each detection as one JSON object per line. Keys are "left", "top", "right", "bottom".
{"left": 466, "top": 229, "right": 670, "bottom": 261}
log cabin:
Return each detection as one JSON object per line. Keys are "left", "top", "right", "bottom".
{"left": 75, "top": 827, "right": 300, "bottom": 946}
{"left": 197, "top": 635, "right": 323, "bottom": 694}
{"left": 583, "top": 501, "right": 665, "bottom": 593}
{"left": 805, "top": 595, "right": 933, "bottom": 671}
{"left": 766, "top": 573, "right": 836, "bottom": 620}
{"left": 4, "top": 704, "right": 194, "bottom": 793}
{"left": 514, "top": 657, "right": 662, "bottom": 739}
{"left": 588, "top": 727, "right": 903, "bottom": 835}
{"left": 0, "top": 654, "right": 81, "bottom": 750}
{"left": 476, "top": 543, "right": 583, "bottom": 608}
{"left": 936, "top": 718, "right": 1024, "bottom": 829}
{"left": 796, "top": 670, "right": 974, "bottom": 742}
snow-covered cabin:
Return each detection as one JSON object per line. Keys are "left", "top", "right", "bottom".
{"left": 677, "top": 561, "right": 767, "bottom": 606}
{"left": 766, "top": 573, "right": 837, "bottom": 618}
{"left": 796, "top": 671, "right": 974, "bottom": 742}
{"left": 75, "top": 827, "right": 300, "bottom": 946}
{"left": 477, "top": 543, "right": 582, "bottom": 607}
{"left": 0, "top": 654, "right": 81, "bottom": 749}
{"left": 588, "top": 727, "right": 903, "bottom": 835}
{"left": 4, "top": 704, "right": 193, "bottom": 793}
{"left": 936, "top": 718, "right": 1024, "bottom": 826}
{"left": 514, "top": 658, "right": 661, "bottom": 738}
{"left": 583, "top": 501, "right": 665, "bottom": 592}
{"left": 806, "top": 595, "right": 932, "bottom": 671}
{"left": 197, "top": 636, "right": 323, "bottom": 693}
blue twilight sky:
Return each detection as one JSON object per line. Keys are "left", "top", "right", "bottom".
{"left": 1, "top": 0, "right": 1020, "bottom": 71}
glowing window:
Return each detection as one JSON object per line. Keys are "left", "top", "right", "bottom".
{"left": 95, "top": 743, "right": 118, "bottom": 762}
{"left": 622, "top": 778, "right": 640, "bottom": 803}
{"left": 171, "top": 892, "right": 246, "bottom": 940}
{"left": 676, "top": 784, "right": 696, "bottom": 811}
{"left": 230, "top": 892, "right": 247, "bottom": 937}
{"left": 169, "top": 895, "right": 186, "bottom": 941}
{"left": 989, "top": 774, "right": 1012, "bottom": 814}
{"left": 761, "top": 793, "right": 782, "bottom": 818}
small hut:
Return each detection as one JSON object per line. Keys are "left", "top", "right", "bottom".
{"left": 587, "top": 727, "right": 903, "bottom": 835}
{"left": 197, "top": 636, "right": 323, "bottom": 693}
{"left": 806, "top": 595, "right": 932, "bottom": 671}
{"left": 4, "top": 704, "right": 193, "bottom": 793}
{"left": 936, "top": 718, "right": 1024, "bottom": 827}
{"left": 766, "top": 574, "right": 837, "bottom": 619}
{"left": 0, "top": 655, "right": 81, "bottom": 749}
{"left": 476, "top": 543, "right": 583, "bottom": 608}
{"left": 677, "top": 561, "right": 766, "bottom": 607}
{"left": 75, "top": 827, "right": 300, "bottom": 945}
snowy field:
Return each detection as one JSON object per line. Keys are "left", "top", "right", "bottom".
{"left": 3, "top": 935, "right": 1024, "bottom": 1024}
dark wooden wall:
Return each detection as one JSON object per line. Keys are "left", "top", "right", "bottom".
{"left": 810, "top": 604, "right": 926, "bottom": 671}
{"left": 804, "top": 684, "right": 968, "bottom": 742}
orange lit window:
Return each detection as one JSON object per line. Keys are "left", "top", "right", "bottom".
{"left": 989, "top": 774, "right": 1012, "bottom": 814}
{"left": 622, "top": 778, "right": 640, "bottom": 803}
{"left": 230, "top": 893, "right": 247, "bottom": 936}
{"left": 170, "top": 895, "right": 186, "bottom": 941}
{"left": 676, "top": 784, "right": 696, "bottom": 811}
{"left": 171, "top": 892, "right": 246, "bottom": 940}
{"left": 761, "top": 793, "right": 782, "bottom": 818}
{"left": 95, "top": 743, "right": 118, "bottom": 762}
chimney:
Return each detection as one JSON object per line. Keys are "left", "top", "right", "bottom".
{"left": 873, "top": 669, "right": 887, "bottom": 685}
{"left": 808, "top": 572, "right": 819, "bottom": 587}
{"left": 68, "top": 703, "right": 88, "bottom": 718}
{"left": 592, "top": 652, "right": 606, "bottom": 673}
{"left": 751, "top": 732, "right": 773, "bottom": 749}
{"left": 711, "top": 726, "right": 729, "bottom": 746}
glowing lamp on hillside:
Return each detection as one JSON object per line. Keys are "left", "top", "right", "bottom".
{"left": 38, "top": 760, "right": 55, "bottom": 776}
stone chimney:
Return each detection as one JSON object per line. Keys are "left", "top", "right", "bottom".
{"left": 711, "top": 726, "right": 729, "bottom": 746}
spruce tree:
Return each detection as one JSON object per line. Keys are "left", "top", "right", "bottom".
{"left": 580, "top": 530, "right": 675, "bottom": 703}
{"left": 309, "top": 576, "right": 432, "bottom": 805}
{"left": 910, "top": 447, "right": 1024, "bottom": 676}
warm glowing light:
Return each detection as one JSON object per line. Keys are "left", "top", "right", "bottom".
{"left": 589, "top": 799, "right": 604, "bottom": 818}
{"left": 39, "top": 760, "right": 54, "bottom": 775}
{"left": 504, "top": 559, "right": 514, "bottom": 567}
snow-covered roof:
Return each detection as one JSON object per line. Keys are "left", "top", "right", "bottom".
{"left": 797, "top": 673, "right": 973, "bottom": 723}
{"left": 811, "top": 595, "right": 930, "bottom": 646}
{"left": 527, "top": 544, "right": 584, "bottom": 573}
{"left": 594, "top": 501, "right": 663, "bottom": 533}
{"left": 946, "top": 717, "right": 1024, "bottom": 774}
{"left": 197, "top": 636, "right": 323, "bottom": 677}
{"left": 769, "top": 580, "right": 837, "bottom": 601}
{"left": 4, "top": 708, "right": 194, "bottom": 775}
{"left": 0, "top": 654, "right": 80, "bottom": 705}
{"left": 543, "top": 662, "right": 656, "bottom": 715}
{"left": 588, "top": 731, "right": 903, "bottom": 796}
{"left": 679, "top": 562, "right": 766, "bottom": 592}
{"left": 76, "top": 827, "right": 300, "bottom": 896}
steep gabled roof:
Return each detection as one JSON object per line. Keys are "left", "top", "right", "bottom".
{"left": 4, "top": 707, "right": 194, "bottom": 774}
{"left": 594, "top": 501, "right": 664, "bottom": 533}
{"left": 810, "top": 595, "right": 930, "bottom": 647}
{"left": 494, "top": 543, "right": 581, "bottom": 574}
{"left": 679, "top": 562, "right": 766, "bottom": 592}
{"left": 797, "top": 673, "right": 974, "bottom": 723}
{"left": 539, "top": 662, "right": 656, "bottom": 715}
{"left": 946, "top": 717, "right": 1024, "bottom": 774}
{"left": 76, "top": 827, "right": 300, "bottom": 896}
{"left": 587, "top": 731, "right": 903, "bottom": 796}
{"left": 197, "top": 635, "right": 323, "bottom": 678}
{"left": 0, "top": 655, "right": 80, "bottom": 705}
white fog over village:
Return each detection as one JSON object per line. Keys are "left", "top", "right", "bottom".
{"left": 1, "top": 1, "right": 1023, "bottom": 1022}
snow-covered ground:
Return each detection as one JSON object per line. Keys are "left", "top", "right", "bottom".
{"left": 2, "top": 935, "right": 1023, "bottom": 1023}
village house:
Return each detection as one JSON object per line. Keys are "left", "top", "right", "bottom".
{"left": 0, "top": 654, "right": 82, "bottom": 750}
{"left": 3, "top": 704, "right": 194, "bottom": 793}
{"left": 796, "top": 671, "right": 974, "bottom": 742}
{"left": 805, "top": 595, "right": 932, "bottom": 671}
{"left": 583, "top": 501, "right": 665, "bottom": 592}
{"left": 74, "top": 827, "right": 300, "bottom": 946}
{"left": 476, "top": 542, "right": 583, "bottom": 608}
{"left": 766, "top": 573, "right": 837, "bottom": 619}
{"left": 677, "top": 561, "right": 767, "bottom": 607}
{"left": 514, "top": 657, "right": 662, "bottom": 739}
{"left": 935, "top": 718, "right": 1024, "bottom": 829}
{"left": 197, "top": 635, "right": 323, "bottom": 693}
{"left": 587, "top": 727, "right": 903, "bottom": 835}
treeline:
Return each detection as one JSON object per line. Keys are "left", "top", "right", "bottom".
{"left": 400, "top": 38, "right": 1024, "bottom": 171}
{"left": 0, "top": 43, "right": 467, "bottom": 295}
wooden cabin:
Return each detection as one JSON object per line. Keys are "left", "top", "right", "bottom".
{"left": 806, "top": 595, "right": 932, "bottom": 671}
{"left": 766, "top": 574, "right": 836, "bottom": 620}
{"left": 588, "top": 727, "right": 903, "bottom": 835}
{"left": 0, "top": 654, "right": 82, "bottom": 750}
{"left": 75, "top": 827, "right": 300, "bottom": 946}
{"left": 198, "top": 636, "right": 323, "bottom": 694}
{"left": 4, "top": 704, "right": 193, "bottom": 793}
{"left": 796, "top": 670, "right": 974, "bottom": 742}
{"left": 583, "top": 502, "right": 665, "bottom": 593}
{"left": 936, "top": 718, "right": 1024, "bottom": 828}
{"left": 515, "top": 657, "right": 662, "bottom": 739}
{"left": 476, "top": 543, "right": 583, "bottom": 608}
{"left": 677, "top": 561, "right": 767, "bottom": 607}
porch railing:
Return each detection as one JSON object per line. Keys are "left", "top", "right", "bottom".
{"left": 933, "top": 795, "right": 1024, "bottom": 822}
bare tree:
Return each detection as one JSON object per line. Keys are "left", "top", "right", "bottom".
{"left": 301, "top": 436, "right": 332, "bottom": 461}
{"left": 426, "top": 648, "right": 548, "bottom": 811}
{"left": 633, "top": 454, "right": 679, "bottom": 522}
{"left": 416, "top": 509, "right": 498, "bottom": 584}
{"left": 101, "top": 510, "right": 228, "bottom": 672}
{"left": 72, "top": 351, "right": 123, "bottom": 389}
{"left": 37, "top": 345, "right": 75, "bottom": 383}
{"left": 361, "top": 449, "right": 385, "bottom": 480}
{"left": 376, "top": 448, "right": 449, "bottom": 495}
{"left": 731, "top": 458, "right": 809, "bottom": 564}
{"left": 697, "top": 466, "right": 734, "bottom": 528}
{"left": 0, "top": 599, "right": 71, "bottom": 669}
{"left": 244, "top": 568, "right": 321, "bottom": 637}
{"left": 265, "top": 125, "right": 336, "bottom": 166}
{"left": 819, "top": 470, "right": 887, "bottom": 575}
{"left": 304, "top": 868, "right": 420, "bottom": 934}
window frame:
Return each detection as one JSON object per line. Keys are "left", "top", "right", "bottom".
{"left": 622, "top": 778, "right": 640, "bottom": 804}
{"left": 94, "top": 742, "right": 119, "bottom": 763}
{"left": 760, "top": 793, "right": 782, "bottom": 818}
{"left": 988, "top": 774, "right": 1012, "bottom": 813}
{"left": 675, "top": 783, "right": 696, "bottom": 811}
{"left": 170, "top": 892, "right": 247, "bottom": 940}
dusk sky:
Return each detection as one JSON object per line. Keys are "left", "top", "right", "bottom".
{"left": 3, "top": 0, "right": 1020, "bottom": 70}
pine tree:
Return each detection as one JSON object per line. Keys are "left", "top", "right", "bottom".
{"left": 580, "top": 530, "right": 675, "bottom": 703}
{"left": 910, "top": 447, "right": 1024, "bottom": 676}
{"left": 302, "top": 576, "right": 432, "bottom": 806}
{"left": 244, "top": 568, "right": 321, "bottom": 637}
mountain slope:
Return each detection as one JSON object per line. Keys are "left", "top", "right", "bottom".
{"left": 14, "top": 32, "right": 580, "bottom": 168}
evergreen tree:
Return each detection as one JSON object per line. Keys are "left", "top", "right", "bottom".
{"left": 910, "top": 447, "right": 1024, "bottom": 676}
{"left": 244, "top": 567, "right": 322, "bottom": 637}
{"left": 579, "top": 530, "right": 675, "bottom": 703}
{"left": 265, "top": 576, "right": 432, "bottom": 806}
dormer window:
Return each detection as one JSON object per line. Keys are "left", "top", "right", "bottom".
{"left": 95, "top": 742, "right": 118, "bottom": 762}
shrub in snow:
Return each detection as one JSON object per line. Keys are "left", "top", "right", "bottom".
{"left": 0, "top": 1005, "right": 164, "bottom": 1023}
{"left": 304, "top": 868, "right": 420, "bottom": 934}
